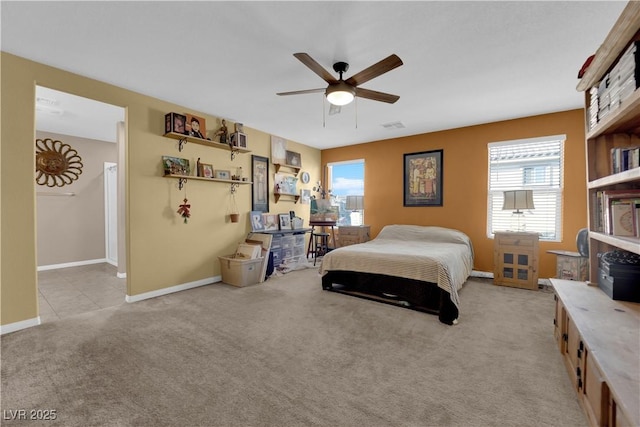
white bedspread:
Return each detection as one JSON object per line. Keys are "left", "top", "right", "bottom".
{"left": 320, "top": 225, "right": 474, "bottom": 309}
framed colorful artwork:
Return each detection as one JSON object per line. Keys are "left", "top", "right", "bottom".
{"left": 403, "top": 149, "right": 443, "bottom": 207}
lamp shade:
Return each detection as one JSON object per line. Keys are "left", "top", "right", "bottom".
{"left": 345, "top": 195, "right": 364, "bottom": 211}
{"left": 326, "top": 82, "right": 355, "bottom": 106}
{"left": 502, "top": 190, "right": 534, "bottom": 211}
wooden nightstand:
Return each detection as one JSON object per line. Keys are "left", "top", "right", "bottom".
{"left": 493, "top": 231, "right": 539, "bottom": 290}
{"left": 337, "top": 225, "right": 370, "bottom": 247}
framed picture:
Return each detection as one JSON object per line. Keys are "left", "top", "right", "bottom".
{"left": 185, "top": 113, "right": 207, "bottom": 139}
{"left": 215, "top": 170, "right": 231, "bottom": 180}
{"left": 274, "top": 173, "right": 298, "bottom": 195}
{"left": 231, "top": 131, "right": 247, "bottom": 148}
{"left": 300, "top": 189, "right": 311, "bottom": 205}
{"left": 285, "top": 150, "right": 302, "bottom": 167}
{"left": 262, "top": 213, "right": 279, "bottom": 231}
{"left": 198, "top": 163, "right": 214, "bottom": 178}
{"left": 271, "top": 135, "right": 287, "bottom": 165}
{"left": 165, "top": 112, "right": 186, "bottom": 135}
{"left": 404, "top": 149, "right": 443, "bottom": 207}
{"left": 278, "top": 213, "right": 292, "bottom": 230}
{"left": 162, "top": 156, "right": 190, "bottom": 176}
{"left": 310, "top": 199, "right": 339, "bottom": 222}
{"left": 249, "top": 210, "right": 265, "bottom": 231}
{"left": 251, "top": 155, "right": 269, "bottom": 212}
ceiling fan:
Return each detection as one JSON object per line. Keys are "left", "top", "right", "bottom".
{"left": 277, "top": 52, "right": 403, "bottom": 114}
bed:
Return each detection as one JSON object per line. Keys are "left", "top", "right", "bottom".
{"left": 319, "top": 224, "right": 474, "bottom": 324}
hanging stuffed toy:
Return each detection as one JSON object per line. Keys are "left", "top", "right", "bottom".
{"left": 177, "top": 198, "right": 191, "bottom": 224}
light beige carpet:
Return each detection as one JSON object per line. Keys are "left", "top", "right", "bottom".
{"left": 1, "top": 268, "right": 586, "bottom": 426}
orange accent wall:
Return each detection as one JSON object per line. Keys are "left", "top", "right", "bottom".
{"left": 321, "top": 109, "right": 587, "bottom": 279}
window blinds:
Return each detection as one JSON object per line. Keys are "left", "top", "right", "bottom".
{"left": 487, "top": 135, "right": 565, "bottom": 241}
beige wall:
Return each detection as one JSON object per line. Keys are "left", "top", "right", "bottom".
{"left": 1, "top": 53, "right": 321, "bottom": 326}
{"left": 36, "top": 131, "right": 118, "bottom": 266}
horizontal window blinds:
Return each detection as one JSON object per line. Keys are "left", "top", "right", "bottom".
{"left": 488, "top": 136, "right": 565, "bottom": 241}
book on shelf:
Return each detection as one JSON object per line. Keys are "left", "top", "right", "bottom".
{"left": 592, "top": 189, "right": 640, "bottom": 235}
{"left": 611, "top": 146, "right": 640, "bottom": 173}
{"left": 610, "top": 201, "right": 635, "bottom": 236}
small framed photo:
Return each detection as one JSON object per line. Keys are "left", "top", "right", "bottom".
{"left": 285, "top": 150, "right": 302, "bottom": 167}
{"left": 162, "top": 156, "right": 190, "bottom": 176}
{"left": 165, "top": 112, "right": 186, "bottom": 135}
{"left": 250, "top": 211, "right": 265, "bottom": 231}
{"left": 300, "top": 189, "right": 311, "bottom": 205}
{"left": 185, "top": 113, "right": 207, "bottom": 139}
{"left": 215, "top": 170, "right": 231, "bottom": 180}
{"left": 271, "top": 135, "right": 287, "bottom": 164}
{"left": 230, "top": 131, "right": 247, "bottom": 148}
{"left": 262, "top": 213, "right": 279, "bottom": 231}
{"left": 198, "top": 163, "right": 214, "bottom": 178}
{"left": 278, "top": 213, "right": 292, "bottom": 230}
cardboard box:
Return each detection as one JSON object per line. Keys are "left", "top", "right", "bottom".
{"left": 219, "top": 255, "right": 263, "bottom": 287}
{"left": 235, "top": 243, "right": 261, "bottom": 259}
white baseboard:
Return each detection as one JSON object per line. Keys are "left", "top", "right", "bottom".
{"left": 471, "top": 270, "right": 549, "bottom": 286}
{"left": 37, "top": 258, "right": 107, "bottom": 271}
{"left": 126, "top": 275, "right": 221, "bottom": 303}
{"left": 471, "top": 270, "right": 493, "bottom": 278}
{"left": 117, "top": 272, "right": 127, "bottom": 279}
{"left": 0, "top": 317, "right": 41, "bottom": 335}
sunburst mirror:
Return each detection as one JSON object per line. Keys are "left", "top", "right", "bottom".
{"left": 35, "top": 138, "right": 83, "bottom": 187}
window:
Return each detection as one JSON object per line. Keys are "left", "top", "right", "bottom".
{"left": 487, "top": 135, "right": 565, "bottom": 241}
{"left": 327, "top": 159, "right": 365, "bottom": 226}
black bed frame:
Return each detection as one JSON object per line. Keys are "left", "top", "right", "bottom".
{"left": 321, "top": 270, "right": 459, "bottom": 325}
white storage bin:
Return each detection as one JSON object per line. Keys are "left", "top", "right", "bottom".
{"left": 218, "top": 255, "right": 263, "bottom": 287}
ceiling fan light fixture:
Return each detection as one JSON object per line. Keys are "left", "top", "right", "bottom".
{"left": 326, "top": 82, "right": 355, "bottom": 106}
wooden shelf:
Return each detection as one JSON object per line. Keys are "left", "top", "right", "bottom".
{"left": 586, "top": 89, "right": 640, "bottom": 139}
{"left": 274, "top": 163, "right": 301, "bottom": 175}
{"left": 587, "top": 231, "right": 640, "bottom": 255}
{"left": 164, "top": 131, "right": 251, "bottom": 156}
{"left": 165, "top": 174, "right": 251, "bottom": 184}
{"left": 165, "top": 174, "right": 251, "bottom": 192}
{"left": 588, "top": 167, "right": 640, "bottom": 189}
{"left": 571, "top": 4, "right": 640, "bottom": 425}
{"left": 274, "top": 192, "right": 300, "bottom": 203}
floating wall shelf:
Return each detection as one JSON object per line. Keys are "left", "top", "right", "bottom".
{"left": 164, "top": 132, "right": 251, "bottom": 160}
{"left": 274, "top": 192, "right": 300, "bottom": 203}
{"left": 274, "top": 163, "right": 301, "bottom": 176}
{"left": 165, "top": 174, "right": 252, "bottom": 193}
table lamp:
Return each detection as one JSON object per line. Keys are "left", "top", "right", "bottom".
{"left": 502, "top": 190, "right": 534, "bottom": 232}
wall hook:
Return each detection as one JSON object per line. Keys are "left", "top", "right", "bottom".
{"left": 178, "top": 178, "right": 187, "bottom": 190}
{"left": 178, "top": 137, "right": 188, "bottom": 152}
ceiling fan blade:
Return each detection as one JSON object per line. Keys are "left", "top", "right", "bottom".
{"left": 328, "top": 104, "right": 341, "bottom": 116}
{"left": 345, "top": 54, "right": 403, "bottom": 87}
{"left": 293, "top": 53, "right": 338, "bottom": 84}
{"left": 355, "top": 88, "right": 400, "bottom": 104}
{"left": 277, "top": 88, "right": 325, "bottom": 96}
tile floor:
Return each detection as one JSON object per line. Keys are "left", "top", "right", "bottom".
{"left": 38, "top": 263, "right": 126, "bottom": 323}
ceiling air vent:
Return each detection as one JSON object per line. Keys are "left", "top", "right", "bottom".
{"left": 381, "top": 121, "right": 405, "bottom": 129}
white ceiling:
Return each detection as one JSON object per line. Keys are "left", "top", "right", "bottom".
{"left": 1, "top": 1, "right": 628, "bottom": 149}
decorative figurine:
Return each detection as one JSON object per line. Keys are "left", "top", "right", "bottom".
{"left": 215, "top": 119, "right": 228, "bottom": 144}
{"left": 177, "top": 198, "right": 191, "bottom": 224}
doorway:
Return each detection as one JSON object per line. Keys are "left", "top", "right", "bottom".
{"left": 35, "top": 86, "right": 127, "bottom": 322}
